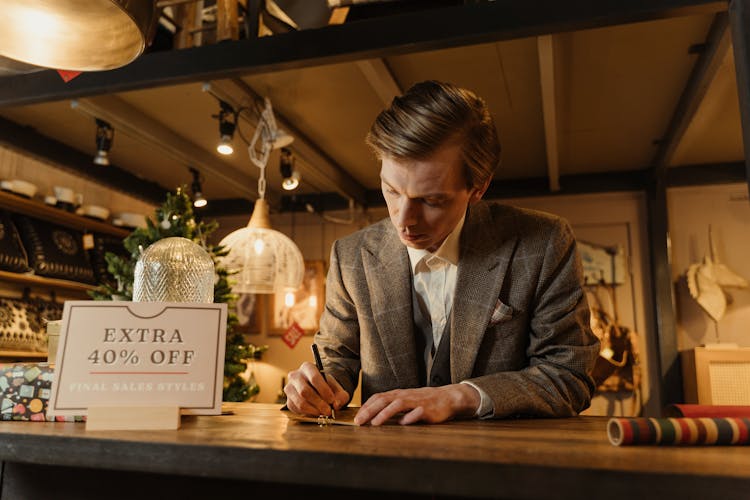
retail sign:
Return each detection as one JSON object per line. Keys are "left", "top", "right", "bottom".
{"left": 47, "top": 302, "right": 227, "bottom": 418}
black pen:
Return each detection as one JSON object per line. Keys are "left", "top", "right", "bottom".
{"left": 311, "top": 343, "right": 335, "bottom": 419}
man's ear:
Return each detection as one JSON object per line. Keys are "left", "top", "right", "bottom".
{"left": 469, "top": 178, "right": 491, "bottom": 204}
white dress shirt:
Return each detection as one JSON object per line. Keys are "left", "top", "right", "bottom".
{"left": 406, "top": 215, "right": 494, "bottom": 418}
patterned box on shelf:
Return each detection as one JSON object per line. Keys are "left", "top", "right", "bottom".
{"left": 0, "top": 362, "right": 83, "bottom": 422}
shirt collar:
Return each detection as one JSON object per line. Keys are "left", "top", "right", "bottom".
{"left": 406, "top": 214, "right": 465, "bottom": 273}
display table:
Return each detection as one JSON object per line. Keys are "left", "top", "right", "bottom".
{"left": 0, "top": 403, "right": 748, "bottom": 499}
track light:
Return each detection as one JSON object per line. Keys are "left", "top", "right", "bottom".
{"left": 190, "top": 167, "right": 207, "bottom": 208}
{"left": 93, "top": 118, "right": 114, "bottom": 166}
{"left": 216, "top": 100, "right": 236, "bottom": 155}
{"left": 280, "top": 147, "right": 300, "bottom": 191}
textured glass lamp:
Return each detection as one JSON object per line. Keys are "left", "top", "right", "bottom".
{"left": 219, "top": 98, "right": 304, "bottom": 294}
{"left": 133, "top": 237, "right": 215, "bottom": 303}
{"left": 0, "top": 0, "right": 157, "bottom": 71}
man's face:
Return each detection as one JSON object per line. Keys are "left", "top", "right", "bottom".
{"left": 380, "top": 143, "right": 487, "bottom": 253}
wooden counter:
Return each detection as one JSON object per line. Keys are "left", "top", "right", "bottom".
{"left": 0, "top": 403, "right": 748, "bottom": 499}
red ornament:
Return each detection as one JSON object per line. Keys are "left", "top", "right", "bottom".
{"left": 282, "top": 322, "right": 305, "bottom": 349}
{"left": 56, "top": 70, "right": 82, "bottom": 82}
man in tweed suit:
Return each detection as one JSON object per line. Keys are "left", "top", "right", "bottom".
{"left": 285, "top": 81, "right": 600, "bottom": 425}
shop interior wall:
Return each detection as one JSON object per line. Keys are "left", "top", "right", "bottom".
{"left": 668, "top": 183, "right": 750, "bottom": 351}
{"left": 0, "top": 146, "right": 154, "bottom": 223}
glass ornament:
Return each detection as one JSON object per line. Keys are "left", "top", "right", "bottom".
{"left": 133, "top": 237, "right": 215, "bottom": 303}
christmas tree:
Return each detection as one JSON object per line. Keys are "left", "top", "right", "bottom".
{"left": 90, "top": 187, "right": 267, "bottom": 402}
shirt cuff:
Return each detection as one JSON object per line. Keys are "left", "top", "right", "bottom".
{"left": 460, "top": 381, "right": 494, "bottom": 419}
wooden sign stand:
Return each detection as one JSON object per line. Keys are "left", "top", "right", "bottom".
{"left": 86, "top": 406, "right": 182, "bottom": 431}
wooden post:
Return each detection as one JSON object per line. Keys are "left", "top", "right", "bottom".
{"left": 217, "top": 0, "right": 240, "bottom": 42}
{"left": 173, "top": 2, "right": 198, "bottom": 49}
{"left": 729, "top": 0, "right": 750, "bottom": 197}
{"left": 244, "top": 0, "right": 260, "bottom": 39}
{"left": 329, "top": 7, "right": 350, "bottom": 25}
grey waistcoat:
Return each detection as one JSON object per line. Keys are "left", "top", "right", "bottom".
{"left": 412, "top": 285, "right": 451, "bottom": 387}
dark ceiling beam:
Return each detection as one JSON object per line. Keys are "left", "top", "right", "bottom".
{"left": 537, "top": 34, "right": 562, "bottom": 192}
{"left": 651, "top": 13, "right": 731, "bottom": 168}
{"left": 0, "top": 116, "right": 167, "bottom": 205}
{"left": 486, "top": 170, "right": 650, "bottom": 199}
{"left": 200, "top": 162, "right": 746, "bottom": 216}
{"left": 729, "top": 0, "right": 750, "bottom": 197}
{"left": 196, "top": 197, "right": 254, "bottom": 219}
{"left": 0, "top": 0, "right": 726, "bottom": 107}
{"left": 666, "top": 161, "right": 747, "bottom": 185}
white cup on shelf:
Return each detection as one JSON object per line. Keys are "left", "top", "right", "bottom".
{"left": 53, "top": 186, "right": 83, "bottom": 211}
{"left": 1, "top": 179, "right": 38, "bottom": 198}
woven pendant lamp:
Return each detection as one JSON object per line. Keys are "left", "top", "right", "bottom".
{"left": 219, "top": 98, "right": 304, "bottom": 294}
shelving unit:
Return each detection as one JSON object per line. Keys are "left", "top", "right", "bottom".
{"left": 0, "top": 349, "right": 47, "bottom": 362}
{"left": 0, "top": 270, "right": 95, "bottom": 294}
{"left": 0, "top": 189, "right": 128, "bottom": 363}
{"left": 0, "top": 189, "right": 130, "bottom": 238}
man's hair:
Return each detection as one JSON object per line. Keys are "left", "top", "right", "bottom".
{"left": 366, "top": 80, "right": 501, "bottom": 189}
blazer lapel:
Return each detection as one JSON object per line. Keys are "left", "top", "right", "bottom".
{"left": 362, "top": 224, "right": 420, "bottom": 388}
{"left": 451, "top": 203, "right": 519, "bottom": 383}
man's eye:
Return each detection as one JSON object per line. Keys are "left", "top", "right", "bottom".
{"left": 423, "top": 199, "right": 443, "bottom": 207}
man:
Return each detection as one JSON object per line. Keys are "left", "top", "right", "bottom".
{"left": 285, "top": 80, "right": 599, "bottom": 425}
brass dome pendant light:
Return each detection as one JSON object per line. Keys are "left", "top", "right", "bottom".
{"left": 0, "top": 0, "right": 157, "bottom": 71}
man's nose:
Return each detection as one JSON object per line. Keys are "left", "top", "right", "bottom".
{"left": 396, "top": 198, "right": 418, "bottom": 228}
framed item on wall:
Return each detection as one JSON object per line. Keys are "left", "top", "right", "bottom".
{"left": 234, "top": 293, "right": 263, "bottom": 335}
{"left": 270, "top": 260, "right": 325, "bottom": 335}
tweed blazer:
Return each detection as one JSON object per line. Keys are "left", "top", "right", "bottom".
{"left": 315, "top": 201, "right": 600, "bottom": 418}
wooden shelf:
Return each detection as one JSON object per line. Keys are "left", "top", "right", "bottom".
{"left": 0, "top": 189, "right": 130, "bottom": 238}
{"left": 0, "top": 270, "right": 96, "bottom": 293}
{"left": 0, "top": 350, "right": 47, "bottom": 361}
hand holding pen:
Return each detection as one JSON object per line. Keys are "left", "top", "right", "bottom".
{"left": 312, "top": 343, "right": 335, "bottom": 420}
{"left": 283, "top": 342, "right": 349, "bottom": 417}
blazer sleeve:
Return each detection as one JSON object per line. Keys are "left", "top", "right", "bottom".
{"left": 467, "top": 218, "right": 600, "bottom": 418}
{"left": 314, "top": 240, "right": 361, "bottom": 400}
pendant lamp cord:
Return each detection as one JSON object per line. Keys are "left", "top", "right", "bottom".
{"left": 258, "top": 162, "right": 267, "bottom": 200}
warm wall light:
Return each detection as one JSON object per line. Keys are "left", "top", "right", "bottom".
{"left": 280, "top": 147, "right": 300, "bottom": 191}
{"left": 216, "top": 100, "right": 236, "bottom": 155}
{"left": 93, "top": 118, "right": 114, "bottom": 166}
{"left": 0, "top": 1, "right": 157, "bottom": 71}
{"left": 190, "top": 167, "right": 207, "bottom": 208}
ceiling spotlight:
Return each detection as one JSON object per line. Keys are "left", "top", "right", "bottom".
{"left": 93, "top": 118, "right": 114, "bottom": 166}
{"left": 190, "top": 167, "right": 207, "bottom": 208}
{"left": 280, "top": 147, "right": 300, "bottom": 191}
{"left": 216, "top": 100, "right": 236, "bottom": 155}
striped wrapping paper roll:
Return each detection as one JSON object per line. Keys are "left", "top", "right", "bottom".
{"left": 608, "top": 417, "right": 750, "bottom": 446}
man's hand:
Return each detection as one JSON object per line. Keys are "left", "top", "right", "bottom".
{"left": 285, "top": 362, "right": 350, "bottom": 417}
{"left": 354, "top": 383, "right": 481, "bottom": 426}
